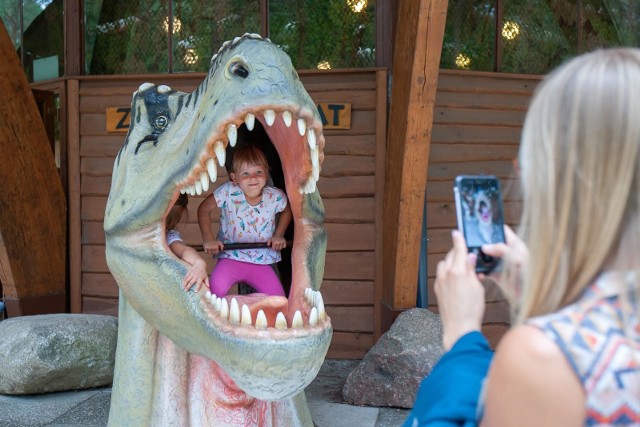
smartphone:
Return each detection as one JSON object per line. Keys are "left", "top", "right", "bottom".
{"left": 453, "top": 175, "right": 506, "bottom": 273}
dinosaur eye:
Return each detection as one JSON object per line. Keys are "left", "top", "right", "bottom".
{"left": 230, "top": 61, "right": 249, "bottom": 79}
{"left": 154, "top": 114, "right": 168, "bottom": 130}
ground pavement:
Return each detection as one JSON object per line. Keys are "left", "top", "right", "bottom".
{"left": 0, "top": 359, "right": 410, "bottom": 427}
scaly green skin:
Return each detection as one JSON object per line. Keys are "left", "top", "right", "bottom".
{"left": 104, "top": 34, "right": 331, "bottom": 426}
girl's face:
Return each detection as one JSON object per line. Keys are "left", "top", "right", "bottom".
{"left": 231, "top": 162, "right": 267, "bottom": 201}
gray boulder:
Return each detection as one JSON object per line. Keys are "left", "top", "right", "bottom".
{"left": 342, "top": 308, "right": 443, "bottom": 408}
{"left": 0, "top": 314, "right": 117, "bottom": 394}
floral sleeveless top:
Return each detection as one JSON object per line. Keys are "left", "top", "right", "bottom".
{"left": 527, "top": 271, "right": 640, "bottom": 425}
{"left": 214, "top": 181, "right": 287, "bottom": 265}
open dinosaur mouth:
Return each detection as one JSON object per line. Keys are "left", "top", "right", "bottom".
{"left": 167, "top": 105, "right": 330, "bottom": 339}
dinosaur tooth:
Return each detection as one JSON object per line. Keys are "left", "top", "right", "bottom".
{"left": 255, "top": 310, "right": 267, "bottom": 330}
{"left": 194, "top": 180, "right": 203, "bottom": 195}
{"left": 241, "top": 304, "right": 252, "bottom": 326}
{"left": 275, "top": 312, "right": 287, "bottom": 330}
{"left": 220, "top": 298, "right": 229, "bottom": 319}
{"left": 188, "top": 186, "right": 196, "bottom": 196}
{"left": 282, "top": 110, "right": 293, "bottom": 127}
{"left": 264, "top": 109, "right": 276, "bottom": 126}
{"left": 312, "top": 164, "right": 320, "bottom": 182}
{"left": 179, "top": 187, "right": 186, "bottom": 194}
{"left": 229, "top": 298, "right": 240, "bottom": 324}
{"left": 317, "top": 293, "right": 326, "bottom": 320}
{"left": 214, "top": 141, "right": 226, "bottom": 167}
{"left": 304, "top": 288, "right": 312, "bottom": 304}
{"left": 200, "top": 172, "right": 209, "bottom": 192}
{"left": 303, "top": 178, "right": 316, "bottom": 194}
{"left": 205, "top": 291, "right": 212, "bottom": 299}
{"left": 307, "top": 129, "right": 316, "bottom": 149}
{"left": 244, "top": 113, "right": 255, "bottom": 131}
{"left": 309, "top": 307, "right": 318, "bottom": 326}
{"left": 210, "top": 293, "right": 217, "bottom": 304}
{"left": 297, "top": 118, "right": 306, "bottom": 136}
{"left": 292, "top": 310, "right": 303, "bottom": 329}
{"left": 310, "top": 146, "right": 319, "bottom": 169}
{"left": 227, "top": 124, "right": 237, "bottom": 147}
{"left": 206, "top": 158, "right": 217, "bottom": 182}
{"left": 215, "top": 297, "right": 222, "bottom": 312}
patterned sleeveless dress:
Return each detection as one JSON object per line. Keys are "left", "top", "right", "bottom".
{"left": 527, "top": 271, "right": 640, "bottom": 425}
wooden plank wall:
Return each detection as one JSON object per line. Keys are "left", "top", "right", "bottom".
{"left": 426, "top": 69, "right": 541, "bottom": 347}
{"left": 72, "top": 70, "right": 386, "bottom": 359}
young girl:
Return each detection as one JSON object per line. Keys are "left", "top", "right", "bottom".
{"left": 167, "top": 193, "right": 209, "bottom": 292}
{"left": 197, "top": 145, "right": 292, "bottom": 297}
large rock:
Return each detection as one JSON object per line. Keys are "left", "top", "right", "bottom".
{"left": 0, "top": 314, "right": 117, "bottom": 394}
{"left": 342, "top": 308, "right": 443, "bottom": 408}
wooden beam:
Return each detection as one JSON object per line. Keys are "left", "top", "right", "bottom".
{"left": 374, "top": 69, "right": 388, "bottom": 341}
{"left": 64, "top": 0, "right": 83, "bottom": 76}
{"left": 0, "top": 20, "right": 67, "bottom": 316}
{"left": 383, "top": 0, "right": 448, "bottom": 309}
{"left": 67, "top": 79, "right": 82, "bottom": 313}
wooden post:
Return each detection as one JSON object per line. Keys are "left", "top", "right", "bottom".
{"left": 383, "top": 0, "right": 448, "bottom": 310}
{"left": 0, "top": 20, "right": 67, "bottom": 316}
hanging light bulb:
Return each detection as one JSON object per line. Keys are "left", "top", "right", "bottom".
{"left": 455, "top": 53, "right": 471, "bottom": 69}
{"left": 347, "top": 0, "right": 367, "bottom": 13}
{"left": 184, "top": 48, "right": 198, "bottom": 65}
{"left": 163, "top": 16, "right": 182, "bottom": 34}
{"left": 502, "top": 21, "right": 520, "bottom": 40}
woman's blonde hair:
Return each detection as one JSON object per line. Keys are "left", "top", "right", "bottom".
{"left": 513, "top": 48, "right": 640, "bottom": 323}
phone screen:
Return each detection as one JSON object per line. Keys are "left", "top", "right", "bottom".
{"left": 454, "top": 175, "right": 506, "bottom": 272}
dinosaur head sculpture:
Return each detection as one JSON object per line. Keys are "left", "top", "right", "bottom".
{"left": 104, "top": 34, "right": 331, "bottom": 401}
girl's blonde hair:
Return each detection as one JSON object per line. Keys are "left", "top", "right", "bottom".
{"left": 231, "top": 145, "right": 269, "bottom": 173}
{"left": 166, "top": 193, "right": 188, "bottom": 230}
{"left": 513, "top": 48, "right": 640, "bottom": 323}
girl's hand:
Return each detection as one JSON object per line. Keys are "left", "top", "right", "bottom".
{"left": 182, "top": 260, "right": 210, "bottom": 292}
{"left": 203, "top": 239, "right": 224, "bottom": 255}
{"left": 435, "top": 230, "right": 485, "bottom": 351}
{"left": 268, "top": 235, "right": 287, "bottom": 251}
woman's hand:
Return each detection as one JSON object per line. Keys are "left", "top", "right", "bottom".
{"left": 435, "top": 230, "right": 485, "bottom": 351}
{"left": 480, "top": 225, "right": 528, "bottom": 300}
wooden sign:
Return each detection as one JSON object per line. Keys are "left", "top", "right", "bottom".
{"left": 106, "top": 102, "right": 351, "bottom": 133}
{"left": 317, "top": 103, "right": 351, "bottom": 129}
{"left": 106, "top": 107, "right": 131, "bottom": 132}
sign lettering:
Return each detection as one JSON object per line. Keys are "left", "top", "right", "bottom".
{"left": 106, "top": 107, "right": 131, "bottom": 132}
{"left": 106, "top": 103, "right": 351, "bottom": 133}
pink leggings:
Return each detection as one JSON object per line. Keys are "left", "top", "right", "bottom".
{"left": 209, "top": 258, "right": 285, "bottom": 297}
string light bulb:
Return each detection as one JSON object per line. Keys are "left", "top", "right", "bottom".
{"left": 163, "top": 16, "right": 182, "bottom": 34}
{"left": 455, "top": 53, "right": 471, "bottom": 69}
{"left": 184, "top": 48, "right": 198, "bottom": 65}
{"left": 502, "top": 21, "right": 520, "bottom": 40}
{"left": 347, "top": 0, "right": 367, "bottom": 13}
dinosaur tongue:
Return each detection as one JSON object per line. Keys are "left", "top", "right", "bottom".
{"left": 224, "top": 294, "right": 289, "bottom": 325}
